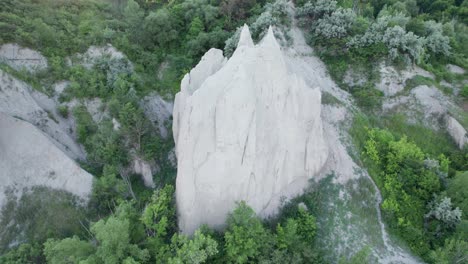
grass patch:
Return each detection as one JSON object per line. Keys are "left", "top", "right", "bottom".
{"left": 404, "top": 75, "right": 436, "bottom": 90}
{"left": 0, "top": 63, "right": 49, "bottom": 95}
{"left": 322, "top": 91, "right": 343, "bottom": 106}
{"left": 0, "top": 187, "right": 87, "bottom": 253}
{"left": 276, "top": 174, "right": 384, "bottom": 263}
{"left": 351, "top": 112, "right": 458, "bottom": 158}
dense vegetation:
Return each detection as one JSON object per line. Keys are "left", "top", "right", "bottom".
{"left": 0, "top": 0, "right": 467, "bottom": 263}
{"left": 296, "top": 0, "right": 468, "bottom": 109}
{"left": 347, "top": 115, "right": 468, "bottom": 263}
{"left": 294, "top": 0, "right": 468, "bottom": 262}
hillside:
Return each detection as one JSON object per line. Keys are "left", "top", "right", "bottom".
{"left": 0, "top": 0, "right": 467, "bottom": 263}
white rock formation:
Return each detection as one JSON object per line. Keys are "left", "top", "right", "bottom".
{"left": 447, "top": 116, "right": 468, "bottom": 149}
{"left": 0, "top": 70, "right": 86, "bottom": 160}
{"left": 173, "top": 25, "right": 328, "bottom": 234}
{"left": 0, "top": 113, "right": 93, "bottom": 210}
{"left": 0, "top": 43, "right": 48, "bottom": 73}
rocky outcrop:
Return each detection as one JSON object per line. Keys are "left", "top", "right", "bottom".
{"left": 446, "top": 64, "right": 465, "bottom": 74}
{"left": 132, "top": 158, "right": 155, "bottom": 188}
{"left": 140, "top": 93, "right": 173, "bottom": 138}
{"left": 76, "top": 44, "right": 128, "bottom": 69}
{"left": 0, "top": 70, "right": 85, "bottom": 160}
{"left": 447, "top": 116, "right": 468, "bottom": 149}
{"left": 0, "top": 43, "right": 48, "bottom": 73}
{"left": 377, "top": 63, "right": 434, "bottom": 96}
{"left": 173, "top": 25, "right": 328, "bottom": 234}
{"left": 0, "top": 113, "right": 93, "bottom": 210}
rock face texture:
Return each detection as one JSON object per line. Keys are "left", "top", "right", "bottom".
{"left": 0, "top": 70, "right": 86, "bottom": 160}
{"left": 132, "top": 157, "right": 155, "bottom": 188}
{"left": 0, "top": 43, "right": 48, "bottom": 73}
{"left": 376, "top": 63, "right": 434, "bottom": 96}
{"left": 140, "top": 92, "right": 173, "bottom": 138}
{"left": 173, "top": 25, "right": 328, "bottom": 234}
{"left": 447, "top": 116, "right": 468, "bottom": 149}
{"left": 0, "top": 113, "right": 93, "bottom": 210}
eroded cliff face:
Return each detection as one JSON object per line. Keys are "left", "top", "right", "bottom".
{"left": 173, "top": 25, "right": 328, "bottom": 234}
{"left": 0, "top": 113, "right": 93, "bottom": 211}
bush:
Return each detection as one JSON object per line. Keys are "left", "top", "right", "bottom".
{"left": 461, "top": 85, "right": 468, "bottom": 98}
{"left": 57, "top": 105, "right": 69, "bottom": 118}
{"left": 315, "top": 8, "right": 356, "bottom": 39}
{"left": 351, "top": 84, "right": 384, "bottom": 110}
{"left": 404, "top": 75, "right": 436, "bottom": 90}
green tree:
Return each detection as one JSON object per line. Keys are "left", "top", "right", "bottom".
{"left": 119, "top": 102, "right": 149, "bottom": 152}
{"left": 447, "top": 171, "right": 468, "bottom": 214}
{"left": 144, "top": 8, "right": 178, "bottom": 48}
{"left": 43, "top": 236, "right": 94, "bottom": 264}
{"left": 0, "top": 243, "right": 44, "bottom": 264}
{"left": 224, "top": 201, "right": 271, "bottom": 263}
{"left": 91, "top": 165, "right": 127, "bottom": 214}
{"left": 168, "top": 230, "right": 218, "bottom": 264}
{"left": 187, "top": 17, "right": 204, "bottom": 40}
{"left": 89, "top": 215, "right": 149, "bottom": 264}
{"left": 141, "top": 185, "right": 176, "bottom": 260}
{"left": 429, "top": 238, "right": 468, "bottom": 264}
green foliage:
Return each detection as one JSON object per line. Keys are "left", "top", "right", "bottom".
{"left": 338, "top": 246, "right": 371, "bottom": 264}
{"left": 351, "top": 83, "right": 384, "bottom": 110}
{"left": 0, "top": 187, "right": 87, "bottom": 253}
{"left": 461, "top": 84, "right": 468, "bottom": 98}
{"left": 404, "top": 75, "right": 437, "bottom": 90}
{"left": 360, "top": 126, "right": 467, "bottom": 258}
{"left": 447, "top": 172, "right": 468, "bottom": 214}
{"left": 73, "top": 106, "right": 97, "bottom": 144}
{"left": 429, "top": 238, "right": 468, "bottom": 264}
{"left": 141, "top": 185, "right": 176, "bottom": 238}
{"left": 89, "top": 165, "right": 127, "bottom": 215}
{"left": 43, "top": 236, "right": 94, "bottom": 264}
{"left": 425, "top": 195, "right": 462, "bottom": 237}
{"left": 89, "top": 214, "right": 149, "bottom": 264}
{"left": 224, "top": 201, "right": 271, "bottom": 263}
{"left": 0, "top": 243, "right": 44, "bottom": 263}
{"left": 144, "top": 8, "right": 179, "bottom": 48}
{"left": 57, "top": 105, "right": 69, "bottom": 118}
{"left": 168, "top": 230, "right": 218, "bottom": 264}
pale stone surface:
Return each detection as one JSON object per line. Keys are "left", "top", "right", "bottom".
{"left": 78, "top": 44, "right": 126, "bottom": 69}
{"left": 132, "top": 158, "right": 155, "bottom": 188}
{"left": 446, "top": 64, "right": 465, "bottom": 74}
{"left": 53, "top": 81, "right": 70, "bottom": 95}
{"left": 140, "top": 93, "right": 173, "bottom": 138}
{"left": 377, "top": 63, "right": 434, "bottom": 96}
{"left": 447, "top": 116, "right": 468, "bottom": 149}
{"left": 173, "top": 25, "right": 328, "bottom": 234}
{"left": 0, "top": 43, "right": 48, "bottom": 73}
{"left": 0, "top": 70, "right": 85, "bottom": 160}
{"left": 0, "top": 113, "right": 93, "bottom": 210}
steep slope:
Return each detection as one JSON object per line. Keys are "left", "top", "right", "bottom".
{"left": 283, "top": 9, "right": 422, "bottom": 263}
{"left": 173, "top": 25, "right": 328, "bottom": 234}
{"left": 0, "top": 113, "right": 93, "bottom": 211}
{"left": 0, "top": 69, "right": 86, "bottom": 160}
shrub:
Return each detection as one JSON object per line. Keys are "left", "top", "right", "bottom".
{"left": 404, "top": 75, "right": 436, "bottom": 90}
{"left": 57, "top": 105, "right": 69, "bottom": 118}
{"left": 424, "top": 20, "right": 451, "bottom": 56}
{"left": 314, "top": 8, "right": 356, "bottom": 39}
{"left": 460, "top": 84, "right": 468, "bottom": 98}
